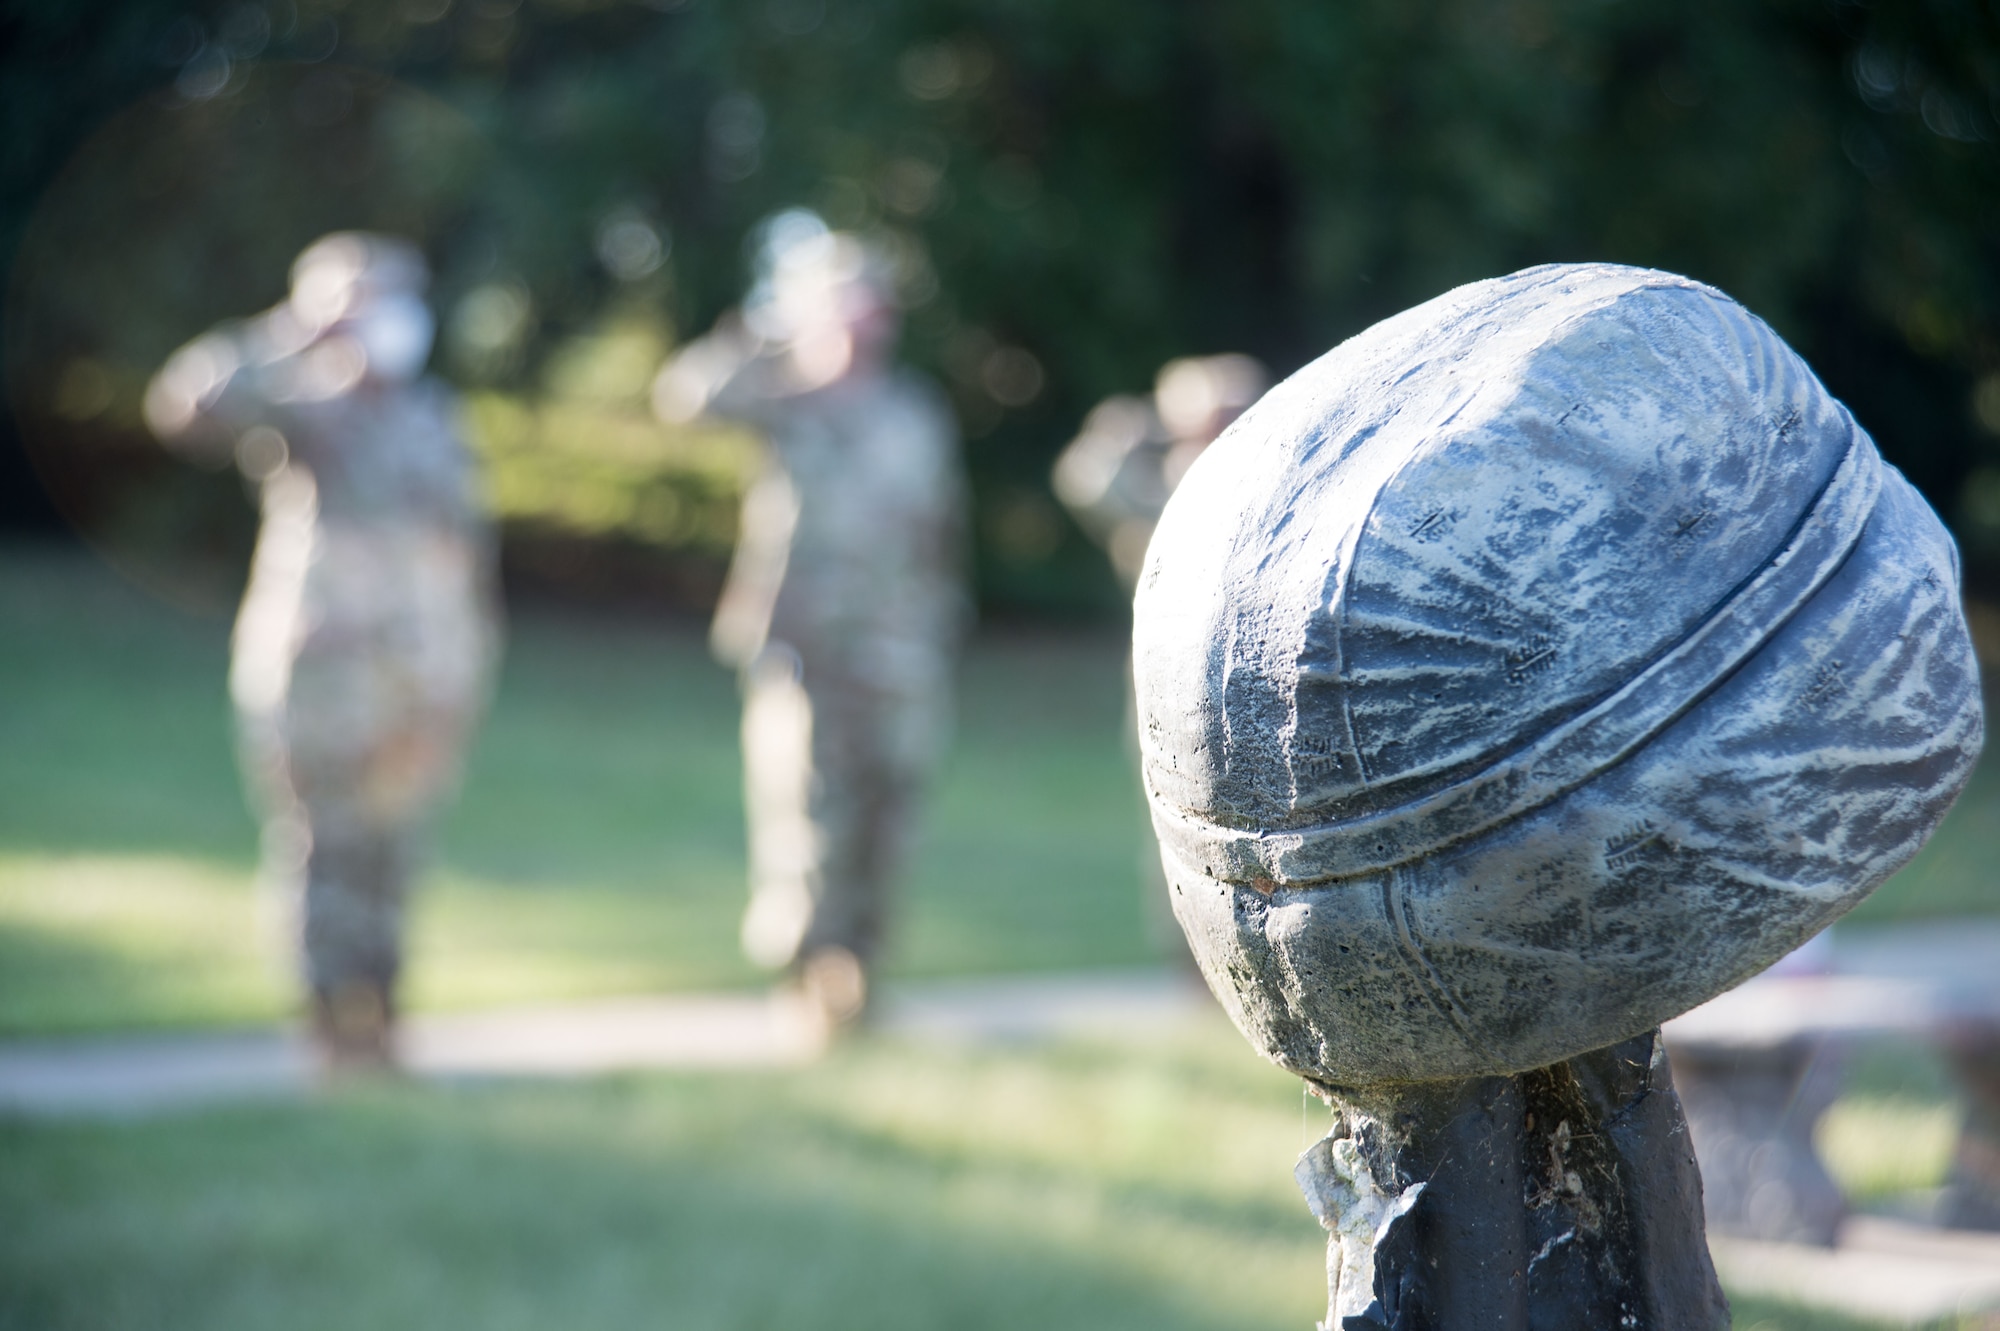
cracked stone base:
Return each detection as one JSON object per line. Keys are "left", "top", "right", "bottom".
{"left": 1298, "top": 1029, "right": 1729, "bottom": 1331}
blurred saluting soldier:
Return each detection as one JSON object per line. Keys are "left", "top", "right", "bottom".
{"left": 1051, "top": 353, "right": 1267, "bottom": 961}
{"left": 655, "top": 213, "right": 968, "bottom": 1035}
{"left": 145, "top": 233, "right": 500, "bottom": 1071}
{"left": 1052, "top": 353, "right": 1268, "bottom": 591}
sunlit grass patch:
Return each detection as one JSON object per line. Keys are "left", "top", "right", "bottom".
{"left": 405, "top": 867, "right": 759, "bottom": 1011}
{"left": 0, "top": 547, "right": 1162, "bottom": 1034}
{"left": 0, "top": 851, "right": 765, "bottom": 1034}
{"left": 0, "top": 852, "right": 282, "bottom": 1034}
{"left": 0, "top": 1025, "right": 1326, "bottom": 1331}
{"left": 0, "top": 1021, "right": 1919, "bottom": 1331}
{"left": 1818, "top": 1040, "right": 1963, "bottom": 1207}
{"left": 1817, "top": 1095, "right": 1959, "bottom": 1202}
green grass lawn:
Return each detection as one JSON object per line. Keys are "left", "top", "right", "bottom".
{"left": 0, "top": 1021, "right": 1931, "bottom": 1331}
{"left": 0, "top": 545, "right": 1978, "bottom": 1331}
{"left": 3, "top": 544, "right": 1993, "bottom": 1035}
{"left": 0, "top": 544, "right": 1157, "bottom": 1033}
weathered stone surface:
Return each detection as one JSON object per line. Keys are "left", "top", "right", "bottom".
{"left": 1135, "top": 263, "right": 1984, "bottom": 1088}
{"left": 1298, "top": 1031, "right": 1728, "bottom": 1330}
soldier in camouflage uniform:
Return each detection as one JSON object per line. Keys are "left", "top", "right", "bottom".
{"left": 1051, "top": 354, "right": 1267, "bottom": 588}
{"left": 145, "top": 233, "right": 500, "bottom": 1070}
{"left": 1052, "top": 354, "right": 1267, "bottom": 962}
{"left": 655, "top": 214, "right": 966, "bottom": 1031}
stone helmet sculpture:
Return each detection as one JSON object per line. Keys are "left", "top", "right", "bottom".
{"left": 1135, "top": 263, "right": 1984, "bottom": 1087}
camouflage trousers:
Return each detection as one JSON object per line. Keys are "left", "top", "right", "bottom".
{"left": 737, "top": 644, "right": 942, "bottom": 971}
{"left": 239, "top": 712, "right": 436, "bottom": 1024}
{"left": 254, "top": 804, "right": 419, "bottom": 1002}
{"left": 241, "top": 727, "right": 436, "bottom": 1065}
{"left": 231, "top": 522, "right": 492, "bottom": 1032}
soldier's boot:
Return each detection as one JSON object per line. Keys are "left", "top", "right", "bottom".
{"left": 787, "top": 945, "right": 870, "bottom": 1048}
{"left": 300, "top": 828, "right": 410, "bottom": 1077}
{"left": 310, "top": 976, "right": 398, "bottom": 1077}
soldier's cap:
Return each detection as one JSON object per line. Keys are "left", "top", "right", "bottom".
{"left": 290, "top": 232, "right": 429, "bottom": 333}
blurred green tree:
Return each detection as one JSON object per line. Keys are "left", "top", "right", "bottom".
{"left": 5, "top": 0, "right": 1999, "bottom": 609}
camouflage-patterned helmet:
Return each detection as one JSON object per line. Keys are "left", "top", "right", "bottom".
{"left": 1134, "top": 263, "right": 1984, "bottom": 1086}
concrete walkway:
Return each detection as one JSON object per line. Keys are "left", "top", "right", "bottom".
{"left": 11, "top": 924, "right": 1992, "bottom": 1117}
{"left": 0, "top": 969, "right": 1212, "bottom": 1116}
{"left": 1711, "top": 1216, "right": 2000, "bottom": 1325}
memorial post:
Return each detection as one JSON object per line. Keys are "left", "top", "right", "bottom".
{"left": 1133, "top": 264, "right": 1985, "bottom": 1328}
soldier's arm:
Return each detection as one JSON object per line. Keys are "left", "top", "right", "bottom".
{"left": 142, "top": 324, "right": 257, "bottom": 465}
{"left": 652, "top": 315, "right": 777, "bottom": 428}
{"left": 1050, "top": 395, "right": 1165, "bottom": 542}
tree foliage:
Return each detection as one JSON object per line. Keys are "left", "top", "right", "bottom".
{"left": 6, "top": 0, "right": 2000, "bottom": 606}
